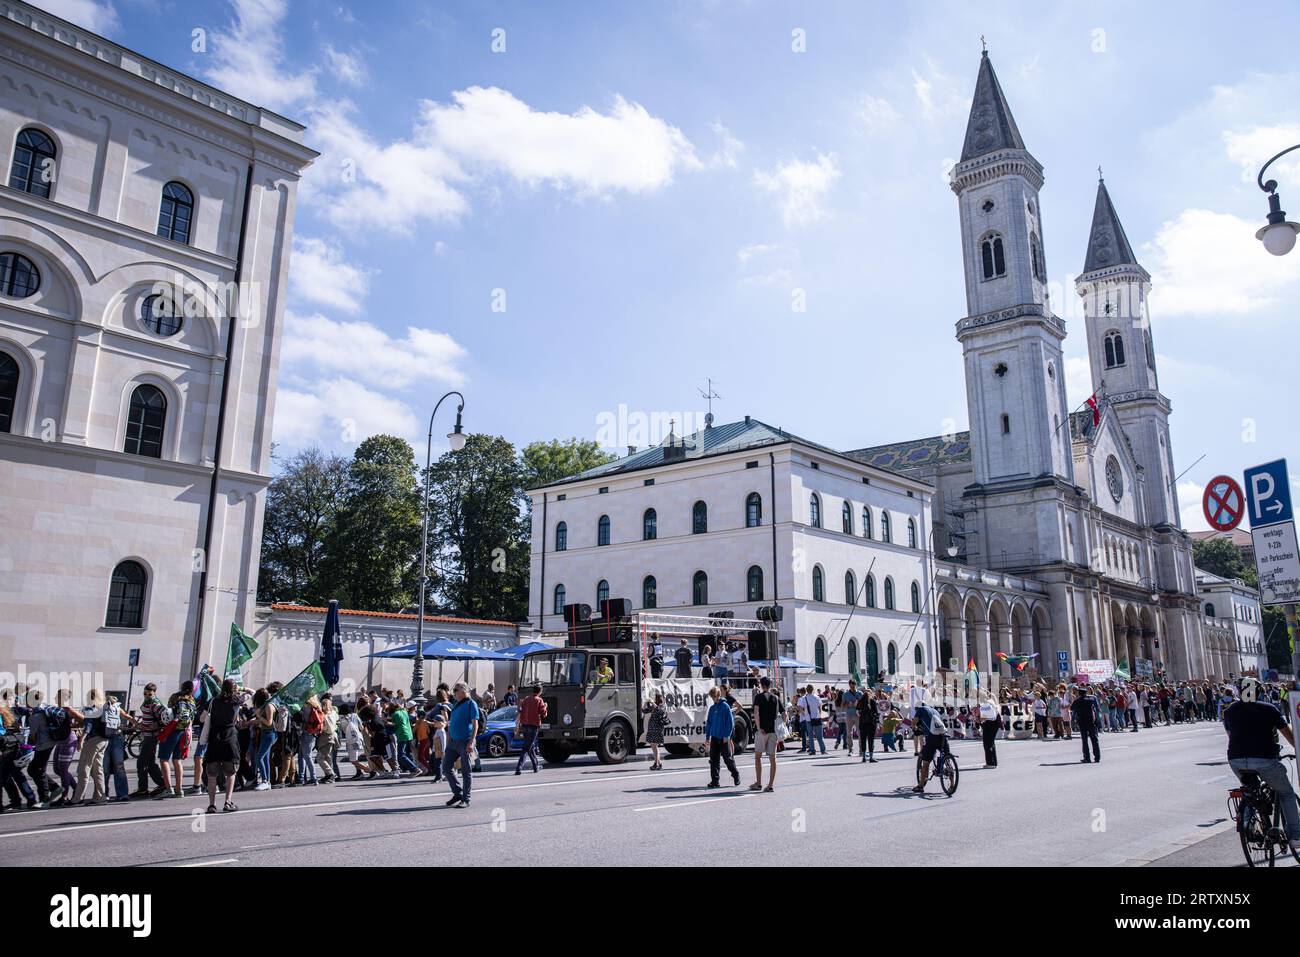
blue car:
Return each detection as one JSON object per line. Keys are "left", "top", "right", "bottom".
{"left": 476, "top": 706, "right": 525, "bottom": 758}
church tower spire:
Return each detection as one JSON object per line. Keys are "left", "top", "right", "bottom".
{"left": 961, "top": 50, "right": 1028, "bottom": 162}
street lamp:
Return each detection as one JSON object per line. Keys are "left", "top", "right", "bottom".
{"left": 1255, "top": 144, "right": 1300, "bottom": 256}
{"left": 411, "top": 391, "right": 466, "bottom": 704}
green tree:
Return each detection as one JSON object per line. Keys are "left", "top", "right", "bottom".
{"left": 425, "top": 433, "right": 530, "bottom": 621}
{"left": 257, "top": 446, "right": 348, "bottom": 604}
{"left": 1192, "top": 537, "right": 1290, "bottom": 671}
{"left": 317, "top": 434, "right": 422, "bottom": 611}
{"left": 521, "top": 437, "right": 614, "bottom": 491}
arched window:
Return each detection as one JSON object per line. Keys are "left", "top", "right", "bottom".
{"left": 865, "top": 574, "right": 876, "bottom": 608}
{"left": 1104, "top": 331, "right": 1126, "bottom": 369}
{"left": 1030, "top": 232, "right": 1044, "bottom": 282}
{"left": 554, "top": 521, "right": 567, "bottom": 551}
{"left": 105, "top": 559, "right": 147, "bottom": 628}
{"left": 745, "top": 492, "right": 762, "bottom": 527}
{"left": 844, "top": 570, "right": 856, "bottom": 605}
{"left": 747, "top": 565, "right": 764, "bottom": 602}
{"left": 642, "top": 508, "right": 657, "bottom": 541}
{"left": 814, "top": 637, "right": 827, "bottom": 674}
{"left": 596, "top": 579, "right": 609, "bottom": 605}
{"left": 980, "top": 232, "right": 1006, "bottom": 280}
{"left": 8, "top": 128, "right": 56, "bottom": 198}
{"left": 124, "top": 384, "right": 166, "bottom": 458}
{"left": 880, "top": 511, "right": 892, "bottom": 543}
{"left": 0, "top": 351, "right": 18, "bottom": 433}
{"left": 914, "top": 645, "right": 924, "bottom": 670}
{"left": 692, "top": 570, "right": 708, "bottom": 605}
{"left": 0, "top": 252, "right": 41, "bottom": 298}
{"left": 847, "top": 639, "right": 859, "bottom": 679}
{"left": 884, "top": 577, "right": 895, "bottom": 610}
{"left": 642, "top": 575, "right": 657, "bottom": 609}
{"left": 809, "top": 493, "right": 821, "bottom": 528}
{"left": 862, "top": 507, "right": 872, "bottom": 540}
{"left": 597, "top": 514, "right": 610, "bottom": 546}
{"left": 553, "top": 584, "right": 567, "bottom": 614}
{"left": 865, "top": 637, "right": 880, "bottom": 685}
{"left": 841, "top": 501, "right": 853, "bottom": 534}
{"left": 911, "top": 581, "right": 921, "bottom": 613}
{"left": 887, "top": 642, "right": 898, "bottom": 675}
{"left": 908, "top": 517, "right": 917, "bottom": 548}
{"left": 140, "top": 293, "right": 183, "bottom": 337}
{"left": 157, "top": 181, "right": 194, "bottom": 244}
{"left": 812, "top": 565, "right": 824, "bottom": 602}
{"left": 692, "top": 500, "right": 708, "bottom": 534}
{"left": 1205, "top": 602, "right": 1216, "bottom": 619}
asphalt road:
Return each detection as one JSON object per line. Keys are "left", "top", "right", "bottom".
{"left": 0, "top": 721, "right": 1275, "bottom": 866}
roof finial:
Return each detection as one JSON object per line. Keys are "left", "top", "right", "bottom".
{"left": 980, "top": 34, "right": 987, "bottom": 55}
{"left": 1098, "top": 164, "right": 1104, "bottom": 183}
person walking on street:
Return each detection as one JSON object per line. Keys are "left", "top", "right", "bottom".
{"left": 800, "top": 685, "right": 826, "bottom": 755}
{"left": 515, "top": 685, "right": 548, "bottom": 775}
{"left": 857, "top": 687, "right": 879, "bottom": 763}
{"left": 1072, "top": 686, "right": 1101, "bottom": 764}
{"left": 705, "top": 687, "right": 739, "bottom": 788}
{"left": 204, "top": 679, "right": 243, "bottom": 813}
{"left": 156, "top": 682, "right": 196, "bottom": 799}
{"left": 1127, "top": 685, "right": 1141, "bottom": 732}
{"left": 73, "top": 692, "right": 133, "bottom": 805}
{"left": 441, "top": 682, "right": 479, "bottom": 808}
{"left": 748, "top": 677, "right": 780, "bottom": 792}
{"left": 978, "top": 693, "right": 1002, "bottom": 768}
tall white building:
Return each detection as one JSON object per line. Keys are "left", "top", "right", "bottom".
{"left": 0, "top": 1, "right": 315, "bottom": 698}
{"left": 528, "top": 50, "right": 1214, "bottom": 684}
{"left": 1195, "top": 571, "right": 1267, "bottom": 677}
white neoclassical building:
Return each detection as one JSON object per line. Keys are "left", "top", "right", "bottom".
{"left": 1195, "top": 570, "right": 1267, "bottom": 677}
{"left": 0, "top": 0, "right": 315, "bottom": 698}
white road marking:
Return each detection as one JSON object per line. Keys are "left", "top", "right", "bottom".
{"left": 634, "top": 793, "right": 756, "bottom": 812}
{"left": 179, "top": 858, "right": 238, "bottom": 867}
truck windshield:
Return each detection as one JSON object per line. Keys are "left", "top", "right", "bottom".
{"left": 521, "top": 652, "right": 586, "bottom": 687}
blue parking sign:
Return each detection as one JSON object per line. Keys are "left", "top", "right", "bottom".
{"left": 1244, "top": 459, "right": 1293, "bottom": 527}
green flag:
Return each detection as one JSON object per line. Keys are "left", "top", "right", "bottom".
{"left": 225, "top": 622, "right": 259, "bottom": 678}
{"left": 1114, "top": 658, "right": 1131, "bottom": 682}
{"left": 196, "top": 665, "right": 222, "bottom": 702}
{"left": 270, "top": 661, "right": 327, "bottom": 713}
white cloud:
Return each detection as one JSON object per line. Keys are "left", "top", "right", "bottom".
{"left": 1178, "top": 480, "right": 1211, "bottom": 532}
{"left": 753, "top": 153, "right": 840, "bottom": 227}
{"left": 910, "top": 59, "right": 967, "bottom": 123}
{"left": 736, "top": 242, "right": 799, "bottom": 287}
{"left": 1223, "top": 124, "right": 1300, "bottom": 186}
{"left": 324, "top": 45, "right": 368, "bottom": 87}
{"left": 289, "top": 237, "right": 372, "bottom": 314}
{"left": 39, "top": 0, "right": 119, "bottom": 34}
{"left": 273, "top": 378, "right": 420, "bottom": 448}
{"left": 281, "top": 313, "right": 467, "bottom": 391}
{"left": 858, "top": 94, "right": 898, "bottom": 133}
{"left": 1145, "top": 208, "right": 1300, "bottom": 317}
{"left": 706, "top": 122, "right": 745, "bottom": 169}
{"left": 206, "top": 0, "right": 316, "bottom": 110}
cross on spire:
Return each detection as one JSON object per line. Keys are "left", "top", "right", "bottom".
{"left": 1098, "top": 164, "right": 1104, "bottom": 182}
{"left": 980, "top": 34, "right": 987, "bottom": 53}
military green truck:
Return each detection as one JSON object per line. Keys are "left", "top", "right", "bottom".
{"left": 520, "top": 609, "right": 781, "bottom": 765}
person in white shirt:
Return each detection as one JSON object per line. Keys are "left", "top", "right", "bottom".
{"left": 799, "top": 686, "right": 826, "bottom": 755}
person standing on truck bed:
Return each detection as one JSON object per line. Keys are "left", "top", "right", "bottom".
{"left": 675, "top": 640, "right": 693, "bottom": 678}
{"left": 749, "top": 676, "right": 780, "bottom": 793}
{"left": 705, "top": 687, "right": 740, "bottom": 789}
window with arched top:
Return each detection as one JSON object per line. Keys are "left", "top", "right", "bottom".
{"left": 841, "top": 501, "right": 852, "bottom": 534}
{"left": 8, "top": 128, "right": 56, "bottom": 198}
{"left": 908, "top": 517, "right": 917, "bottom": 548}
{"left": 692, "top": 570, "right": 708, "bottom": 605}
{"left": 844, "top": 570, "right": 856, "bottom": 605}
{"left": 887, "top": 642, "right": 898, "bottom": 675}
{"left": 914, "top": 645, "right": 924, "bottom": 669}
{"left": 642, "top": 575, "right": 657, "bottom": 609}
{"left": 553, "top": 584, "right": 566, "bottom": 614}
{"left": 0, "top": 351, "right": 18, "bottom": 433}
{"left": 862, "top": 507, "right": 872, "bottom": 540}
{"left": 747, "top": 565, "right": 764, "bottom": 602}
{"left": 596, "top": 579, "right": 609, "bottom": 605}
{"left": 847, "top": 640, "right": 859, "bottom": 679}
{"left": 865, "top": 637, "right": 880, "bottom": 685}
{"left": 642, "top": 508, "right": 657, "bottom": 541}
{"left": 157, "top": 181, "right": 194, "bottom": 245}
{"left": 597, "top": 514, "right": 610, "bottom": 546}
{"left": 1104, "top": 330, "right": 1126, "bottom": 369}
{"left": 105, "top": 559, "right": 147, "bottom": 628}
{"left": 554, "top": 521, "right": 567, "bottom": 551}
{"left": 880, "top": 511, "right": 892, "bottom": 543}
{"left": 1030, "top": 232, "right": 1045, "bottom": 282}
{"left": 1205, "top": 602, "right": 1216, "bottom": 619}
{"left": 911, "top": 581, "right": 921, "bottom": 613}
{"left": 884, "top": 577, "right": 895, "bottom": 610}
{"left": 692, "top": 500, "right": 707, "bottom": 535}
{"left": 0, "top": 252, "right": 41, "bottom": 299}
{"left": 809, "top": 493, "right": 821, "bottom": 528}
{"left": 814, "top": 637, "right": 827, "bottom": 674}
{"left": 980, "top": 232, "right": 1006, "bottom": 280}
{"left": 745, "top": 492, "right": 762, "bottom": 527}
{"left": 124, "top": 384, "right": 167, "bottom": 458}
{"left": 812, "top": 565, "right": 825, "bottom": 602}
{"left": 865, "top": 574, "right": 876, "bottom": 608}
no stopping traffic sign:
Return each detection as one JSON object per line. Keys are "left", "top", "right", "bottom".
{"left": 1203, "top": 475, "right": 1245, "bottom": 532}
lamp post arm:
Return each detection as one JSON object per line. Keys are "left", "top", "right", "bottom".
{"left": 1258, "top": 144, "right": 1300, "bottom": 193}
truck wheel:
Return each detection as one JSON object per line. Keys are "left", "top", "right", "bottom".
{"left": 731, "top": 714, "right": 750, "bottom": 755}
{"left": 538, "top": 742, "right": 571, "bottom": 765}
{"left": 664, "top": 743, "right": 692, "bottom": 757}
{"left": 596, "top": 719, "right": 633, "bottom": 764}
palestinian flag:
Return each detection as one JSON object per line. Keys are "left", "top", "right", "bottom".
{"left": 225, "top": 622, "right": 259, "bottom": 679}
{"left": 270, "top": 661, "right": 328, "bottom": 714}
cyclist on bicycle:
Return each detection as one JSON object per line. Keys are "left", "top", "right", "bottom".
{"left": 1225, "top": 677, "right": 1300, "bottom": 844}
{"left": 912, "top": 702, "right": 949, "bottom": 793}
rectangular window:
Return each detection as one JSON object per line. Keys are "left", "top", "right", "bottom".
{"left": 598, "top": 487, "right": 608, "bottom": 494}
{"left": 644, "top": 478, "right": 654, "bottom": 486}
{"left": 746, "top": 461, "right": 758, "bottom": 469}
{"left": 556, "top": 494, "right": 566, "bottom": 501}
{"left": 1001, "top": 414, "right": 1010, "bottom": 435}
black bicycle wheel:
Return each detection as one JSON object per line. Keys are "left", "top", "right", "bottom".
{"left": 940, "top": 755, "right": 960, "bottom": 796}
{"left": 1240, "top": 807, "right": 1275, "bottom": 867}
{"left": 1271, "top": 799, "right": 1300, "bottom": 864}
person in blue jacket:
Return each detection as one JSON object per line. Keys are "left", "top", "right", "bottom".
{"left": 705, "top": 687, "right": 739, "bottom": 789}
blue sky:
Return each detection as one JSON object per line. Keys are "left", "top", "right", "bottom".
{"left": 53, "top": 0, "right": 1300, "bottom": 531}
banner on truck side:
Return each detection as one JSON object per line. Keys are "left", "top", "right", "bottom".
{"left": 645, "top": 677, "right": 714, "bottom": 745}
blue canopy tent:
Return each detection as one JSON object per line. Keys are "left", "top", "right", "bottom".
{"left": 495, "top": 641, "right": 554, "bottom": 660}
{"left": 368, "top": 637, "right": 513, "bottom": 684}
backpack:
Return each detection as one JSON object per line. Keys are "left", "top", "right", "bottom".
{"left": 305, "top": 707, "right": 324, "bottom": 736}
{"left": 273, "top": 704, "right": 290, "bottom": 732}
{"left": 102, "top": 703, "right": 122, "bottom": 737}
{"left": 44, "top": 706, "right": 73, "bottom": 743}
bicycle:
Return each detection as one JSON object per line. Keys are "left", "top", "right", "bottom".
{"left": 915, "top": 742, "right": 960, "bottom": 796}
{"left": 124, "top": 727, "right": 143, "bottom": 760}
{"left": 1229, "top": 754, "right": 1300, "bottom": 867}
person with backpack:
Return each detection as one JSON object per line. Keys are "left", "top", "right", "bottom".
{"left": 72, "top": 691, "right": 134, "bottom": 805}
{"left": 26, "top": 689, "right": 81, "bottom": 808}
{"left": 315, "top": 694, "right": 339, "bottom": 784}
{"left": 389, "top": 700, "right": 420, "bottom": 776}
{"left": 0, "top": 701, "right": 37, "bottom": 813}
{"left": 251, "top": 688, "right": 277, "bottom": 791}
{"left": 155, "top": 682, "right": 196, "bottom": 799}
{"left": 132, "top": 683, "right": 167, "bottom": 797}
{"left": 204, "top": 679, "right": 244, "bottom": 814}
{"left": 298, "top": 696, "right": 324, "bottom": 786}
